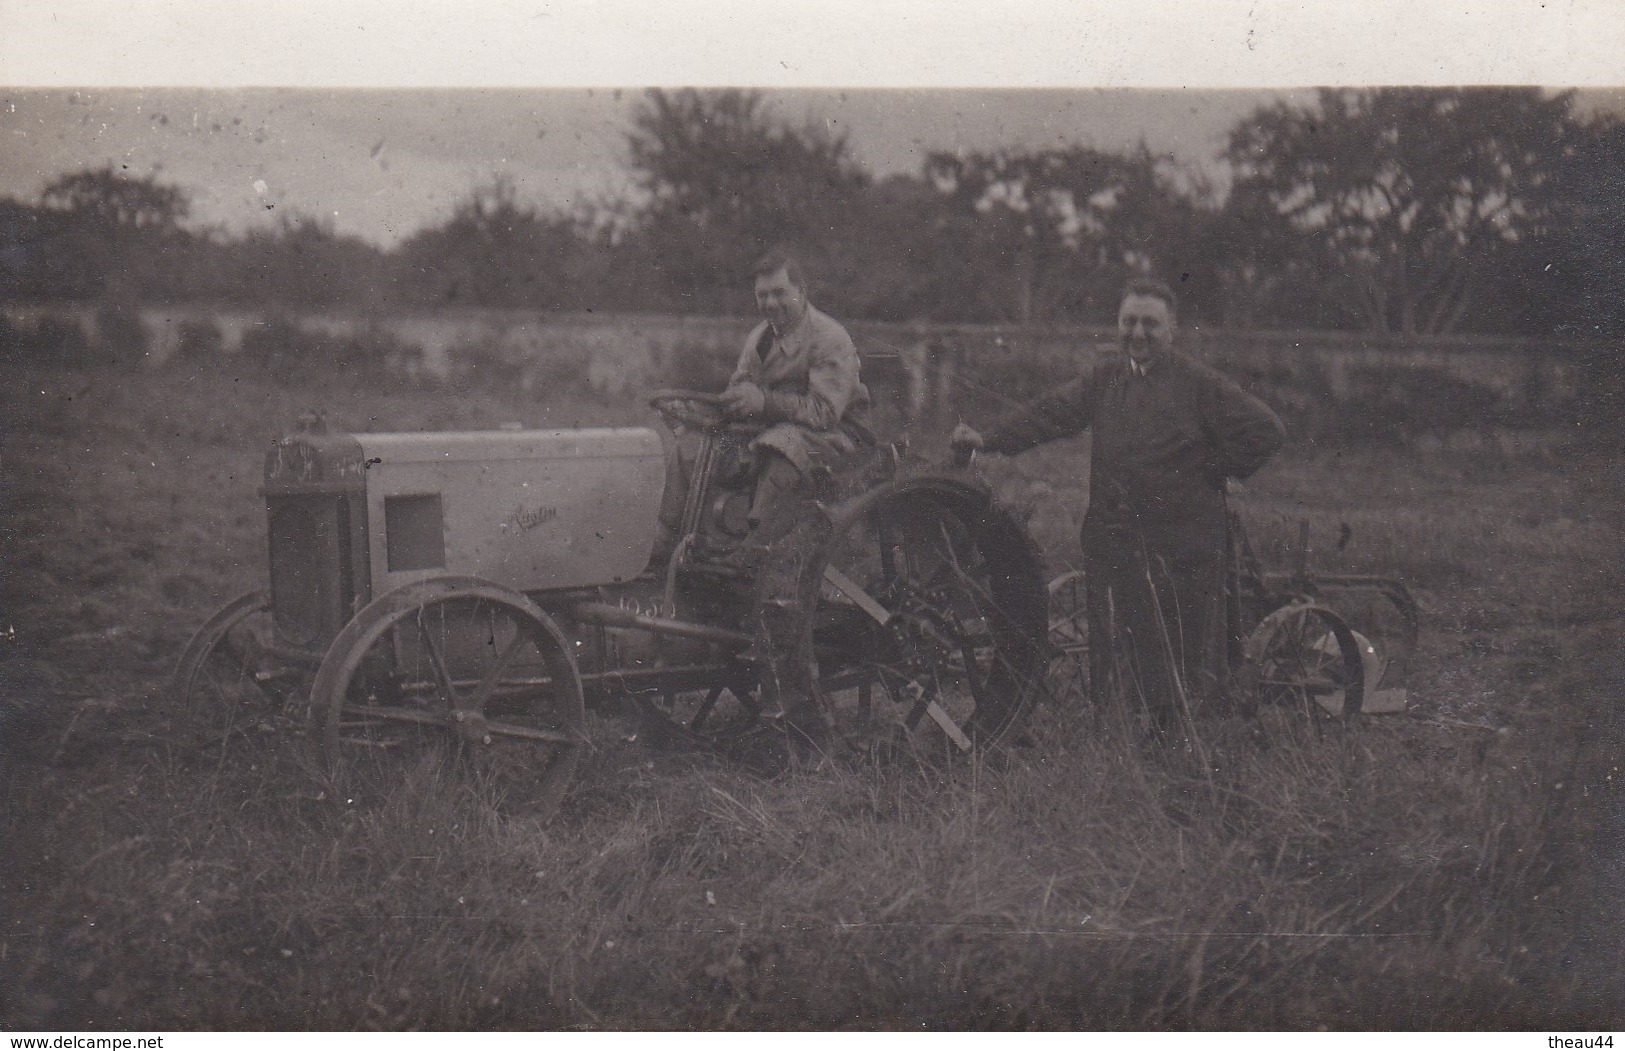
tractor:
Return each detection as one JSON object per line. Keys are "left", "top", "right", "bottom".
{"left": 173, "top": 387, "right": 1416, "bottom": 813}
{"left": 172, "top": 389, "right": 1052, "bottom": 812}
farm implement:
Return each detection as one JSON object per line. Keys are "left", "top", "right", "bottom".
{"left": 1044, "top": 510, "right": 1420, "bottom": 727}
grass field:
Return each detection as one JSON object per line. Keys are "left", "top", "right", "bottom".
{"left": 3, "top": 361, "right": 1622, "bottom": 1029}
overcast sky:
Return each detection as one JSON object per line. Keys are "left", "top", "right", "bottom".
{"left": 2, "top": 1, "right": 1621, "bottom": 247}
{"left": 0, "top": 88, "right": 1339, "bottom": 246}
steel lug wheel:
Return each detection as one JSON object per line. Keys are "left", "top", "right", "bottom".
{"left": 309, "top": 578, "right": 586, "bottom": 816}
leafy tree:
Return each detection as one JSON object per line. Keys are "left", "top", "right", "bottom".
{"left": 1500, "top": 111, "right": 1625, "bottom": 432}
{"left": 626, "top": 88, "right": 868, "bottom": 314}
{"left": 394, "top": 174, "right": 604, "bottom": 308}
{"left": 1508, "top": 111, "right": 1625, "bottom": 338}
{"left": 1223, "top": 88, "right": 1581, "bottom": 334}
{"left": 817, "top": 173, "right": 965, "bottom": 323}
{"left": 0, "top": 197, "right": 54, "bottom": 300}
{"left": 394, "top": 176, "right": 602, "bottom": 311}
{"left": 29, "top": 165, "right": 194, "bottom": 300}
{"left": 41, "top": 164, "right": 190, "bottom": 232}
{"left": 230, "top": 213, "right": 390, "bottom": 308}
{"left": 923, "top": 145, "right": 1213, "bottom": 324}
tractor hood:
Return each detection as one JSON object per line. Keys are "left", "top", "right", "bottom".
{"left": 265, "top": 426, "right": 667, "bottom": 593}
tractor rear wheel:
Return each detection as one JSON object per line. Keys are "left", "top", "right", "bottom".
{"left": 1044, "top": 569, "right": 1090, "bottom": 706}
{"left": 767, "top": 475, "right": 1050, "bottom": 764}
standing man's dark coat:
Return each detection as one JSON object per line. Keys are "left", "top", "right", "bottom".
{"left": 964, "top": 283, "right": 1284, "bottom": 729}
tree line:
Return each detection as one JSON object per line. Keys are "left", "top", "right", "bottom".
{"left": 3, "top": 87, "right": 1622, "bottom": 337}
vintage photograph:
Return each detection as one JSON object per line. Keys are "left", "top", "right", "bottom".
{"left": 3, "top": 3, "right": 1622, "bottom": 1033}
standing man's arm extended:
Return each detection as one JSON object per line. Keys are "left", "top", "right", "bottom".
{"left": 959, "top": 374, "right": 1097, "bottom": 457}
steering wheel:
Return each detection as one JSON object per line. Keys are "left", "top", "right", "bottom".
{"left": 648, "top": 389, "right": 732, "bottom": 432}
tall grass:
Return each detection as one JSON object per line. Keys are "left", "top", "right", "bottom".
{"left": 3, "top": 364, "right": 1621, "bottom": 1029}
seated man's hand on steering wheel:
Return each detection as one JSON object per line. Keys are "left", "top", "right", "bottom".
{"left": 720, "top": 382, "right": 766, "bottom": 419}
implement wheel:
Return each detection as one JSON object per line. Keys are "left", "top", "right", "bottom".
{"left": 773, "top": 474, "right": 1050, "bottom": 761}
{"left": 1045, "top": 569, "right": 1090, "bottom": 705}
{"left": 309, "top": 577, "right": 585, "bottom": 816}
{"left": 1242, "top": 601, "right": 1366, "bottom": 736}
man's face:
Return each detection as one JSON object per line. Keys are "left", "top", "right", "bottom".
{"left": 754, "top": 267, "right": 808, "bottom": 332}
{"left": 1118, "top": 293, "right": 1175, "bottom": 366}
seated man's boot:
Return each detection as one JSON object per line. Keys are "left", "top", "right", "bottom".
{"left": 752, "top": 598, "right": 833, "bottom": 751}
{"left": 760, "top": 656, "right": 833, "bottom": 757}
{"left": 723, "top": 450, "right": 806, "bottom": 575}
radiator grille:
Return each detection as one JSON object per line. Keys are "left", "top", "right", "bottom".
{"left": 267, "top": 495, "right": 355, "bottom": 647}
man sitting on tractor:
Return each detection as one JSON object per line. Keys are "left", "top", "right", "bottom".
{"left": 716, "top": 249, "right": 875, "bottom": 564}
{"left": 704, "top": 251, "right": 875, "bottom": 748}
{"left": 651, "top": 250, "right": 875, "bottom": 574}
{"left": 645, "top": 252, "right": 874, "bottom": 750}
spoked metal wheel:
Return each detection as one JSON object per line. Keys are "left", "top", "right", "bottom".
{"left": 171, "top": 591, "right": 317, "bottom": 759}
{"left": 1045, "top": 569, "right": 1090, "bottom": 705}
{"left": 783, "top": 476, "right": 1049, "bottom": 761}
{"left": 1242, "top": 601, "right": 1366, "bottom": 736}
{"left": 1307, "top": 577, "right": 1418, "bottom": 707}
{"left": 310, "top": 578, "right": 586, "bottom": 816}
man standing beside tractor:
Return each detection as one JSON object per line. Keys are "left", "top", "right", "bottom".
{"left": 952, "top": 278, "right": 1285, "bottom": 743}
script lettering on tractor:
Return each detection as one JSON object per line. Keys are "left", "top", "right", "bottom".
{"left": 508, "top": 503, "right": 560, "bottom": 532}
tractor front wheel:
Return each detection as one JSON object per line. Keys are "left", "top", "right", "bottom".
{"left": 308, "top": 577, "right": 586, "bottom": 816}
